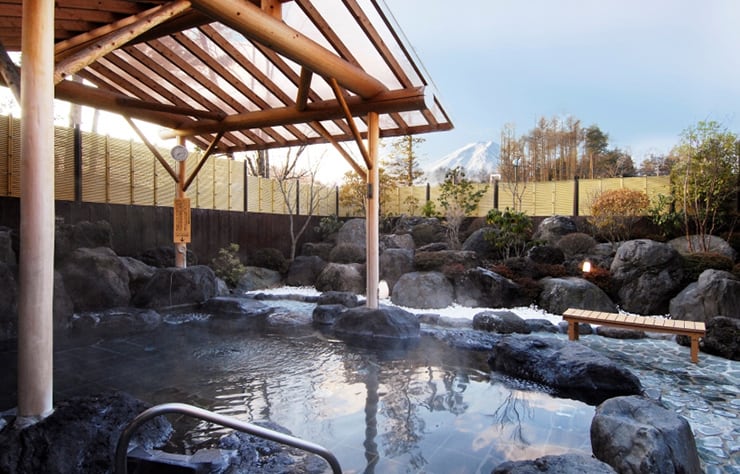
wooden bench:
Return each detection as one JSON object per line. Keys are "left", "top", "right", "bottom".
{"left": 562, "top": 308, "right": 706, "bottom": 363}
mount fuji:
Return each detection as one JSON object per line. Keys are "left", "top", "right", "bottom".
{"left": 421, "top": 140, "right": 500, "bottom": 183}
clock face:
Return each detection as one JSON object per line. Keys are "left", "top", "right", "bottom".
{"left": 171, "top": 145, "right": 188, "bottom": 162}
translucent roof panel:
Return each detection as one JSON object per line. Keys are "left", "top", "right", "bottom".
{"left": 0, "top": 0, "right": 453, "bottom": 154}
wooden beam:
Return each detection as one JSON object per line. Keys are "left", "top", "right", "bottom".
{"left": 54, "top": 0, "right": 192, "bottom": 84}
{"left": 296, "top": 67, "right": 312, "bottom": 112}
{"left": 161, "top": 86, "right": 428, "bottom": 138}
{"left": 0, "top": 39, "right": 20, "bottom": 101}
{"left": 124, "top": 116, "right": 180, "bottom": 183}
{"left": 261, "top": 0, "right": 282, "bottom": 19}
{"left": 329, "top": 77, "right": 371, "bottom": 168}
{"left": 182, "top": 131, "right": 224, "bottom": 191}
{"left": 55, "top": 79, "right": 194, "bottom": 129}
{"left": 117, "top": 97, "right": 226, "bottom": 121}
{"left": 190, "top": 0, "right": 386, "bottom": 99}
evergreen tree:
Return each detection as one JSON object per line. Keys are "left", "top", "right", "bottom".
{"left": 384, "top": 135, "right": 425, "bottom": 186}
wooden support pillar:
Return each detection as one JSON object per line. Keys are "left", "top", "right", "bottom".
{"left": 175, "top": 137, "right": 187, "bottom": 268}
{"left": 17, "top": 0, "right": 55, "bottom": 422}
{"left": 365, "top": 112, "right": 380, "bottom": 308}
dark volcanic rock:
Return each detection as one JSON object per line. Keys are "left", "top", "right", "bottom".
{"left": 58, "top": 247, "right": 131, "bottom": 312}
{"left": 391, "top": 271, "right": 454, "bottom": 309}
{"left": 333, "top": 305, "right": 420, "bottom": 341}
{"left": 488, "top": 335, "right": 642, "bottom": 404}
{"left": 285, "top": 255, "right": 327, "bottom": 287}
{"left": 472, "top": 310, "right": 531, "bottom": 334}
{"left": 312, "top": 304, "right": 348, "bottom": 325}
{"left": 595, "top": 326, "right": 646, "bottom": 339}
{"left": 217, "top": 422, "right": 330, "bottom": 474}
{"left": 202, "top": 296, "right": 274, "bottom": 317}
{"left": 493, "top": 453, "right": 616, "bottom": 473}
{"left": 132, "top": 265, "right": 218, "bottom": 308}
{"left": 0, "top": 391, "right": 172, "bottom": 474}
{"left": 703, "top": 316, "right": 740, "bottom": 360}
{"left": 591, "top": 395, "right": 702, "bottom": 474}
{"left": 317, "top": 291, "right": 360, "bottom": 308}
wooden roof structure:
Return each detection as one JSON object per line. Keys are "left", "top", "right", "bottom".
{"left": 0, "top": 0, "right": 452, "bottom": 157}
{"left": 4, "top": 0, "right": 453, "bottom": 421}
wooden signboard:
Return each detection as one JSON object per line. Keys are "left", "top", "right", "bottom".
{"left": 173, "top": 197, "right": 191, "bottom": 243}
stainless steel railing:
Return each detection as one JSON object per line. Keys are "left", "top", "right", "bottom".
{"left": 115, "top": 402, "right": 342, "bottom": 474}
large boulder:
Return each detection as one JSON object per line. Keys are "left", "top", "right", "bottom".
{"left": 332, "top": 305, "right": 420, "bottom": 341}
{"left": 380, "top": 233, "right": 415, "bottom": 251}
{"left": 119, "top": 256, "right": 156, "bottom": 298}
{"left": 527, "top": 245, "right": 565, "bottom": 265}
{"left": 315, "top": 263, "right": 365, "bottom": 294}
{"left": 493, "top": 453, "right": 616, "bottom": 473}
{"left": 0, "top": 391, "right": 172, "bottom": 474}
{"left": 0, "top": 229, "right": 17, "bottom": 271}
{"left": 538, "top": 277, "right": 618, "bottom": 315}
{"left": 488, "top": 335, "right": 642, "bottom": 404}
{"left": 236, "top": 266, "right": 283, "bottom": 292}
{"left": 472, "top": 310, "right": 530, "bottom": 334}
{"left": 328, "top": 243, "right": 366, "bottom": 263}
{"left": 300, "top": 242, "right": 333, "bottom": 261}
{"left": 391, "top": 271, "right": 454, "bottom": 309}
{"left": 70, "top": 308, "right": 162, "bottom": 336}
{"left": 53, "top": 271, "right": 74, "bottom": 332}
{"left": 215, "top": 423, "right": 329, "bottom": 473}
{"left": 0, "top": 262, "right": 17, "bottom": 340}
{"left": 532, "top": 215, "right": 578, "bottom": 246}
{"left": 702, "top": 316, "right": 740, "bottom": 360}
{"left": 610, "top": 239, "right": 685, "bottom": 315}
{"left": 413, "top": 250, "right": 479, "bottom": 273}
{"left": 201, "top": 296, "right": 274, "bottom": 318}
{"left": 285, "top": 255, "right": 327, "bottom": 287}
{"left": 138, "top": 246, "right": 198, "bottom": 268}
{"left": 58, "top": 247, "right": 131, "bottom": 312}
{"left": 132, "top": 265, "right": 219, "bottom": 308}
{"left": 669, "top": 269, "right": 740, "bottom": 323}
{"left": 380, "top": 248, "right": 414, "bottom": 293}
{"left": 668, "top": 234, "right": 737, "bottom": 261}
{"left": 336, "top": 218, "right": 366, "bottom": 249}
{"left": 55, "top": 220, "right": 113, "bottom": 261}
{"left": 591, "top": 396, "right": 702, "bottom": 474}
{"left": 453, "top": 267, "right": 529, "bottom": 308}
{"left": 461, "top": 227, "right": 496, "bottom": 256}
{"left": 393, "top": 216, "right": 446, "bottom": 247}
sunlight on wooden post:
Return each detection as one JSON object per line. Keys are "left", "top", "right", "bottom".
{"left": 173, "top": 138, "right": 189, "bottom": 268}
{"left": 366, "top": 112, "right": 380, "bottom": 308}
{"left": 17, "top": 0, "right": 55, "bottom": 422}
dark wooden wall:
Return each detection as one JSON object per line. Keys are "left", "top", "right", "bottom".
{"left": 0, "top": 198, "right": 322, "bottom": 264}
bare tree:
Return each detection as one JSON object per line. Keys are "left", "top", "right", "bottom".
{"left": 272, "top": 146, "right": 330, "bottom": 259}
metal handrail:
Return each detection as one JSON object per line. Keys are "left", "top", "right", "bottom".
{"left": 115, "top": 402, "right": 342, "bottom": 474}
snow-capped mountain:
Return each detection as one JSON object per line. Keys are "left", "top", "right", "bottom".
{"left": 421, "top": 141, "right": 500, "bottom": 183}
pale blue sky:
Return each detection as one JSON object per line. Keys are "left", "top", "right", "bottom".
{"left": 385, "top": 0, "right": 740, "bottom": 162}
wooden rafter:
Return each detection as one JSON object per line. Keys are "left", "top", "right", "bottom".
{"left": 182, "top": 131, "right": 225, "bottom": 191}
{"left": 125, "top": 116, "right": 180, "bottom": 183}
{"left": 329, "top": 77, "right": 371, "bottom": 168}
{"left": 190, "top": 0, "right": 387, "bottom": 99}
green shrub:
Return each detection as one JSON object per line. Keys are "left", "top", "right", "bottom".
{"left": 250, "top": 247, "right": 289, "bottom": 273}
{"left": 314, "top": 214, "right": 343, "bottom": 240}
{"left": 681, "top": 252, "right": 735, "bottom": 283}
{"left": 419, "top": 200, "right": 438, "bottom": 218}
{"left": 210, "top": 243, "right": 246, "bottom": 288}
{"left": 647, "top": 193, "right": 682, "bottom": 240}
{"left": 484, "top": 208, "right": 534, "bottom": 259}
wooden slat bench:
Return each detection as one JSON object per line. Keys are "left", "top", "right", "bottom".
{"left": 562, "top": 308, "right": 706, "bottom": 363}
